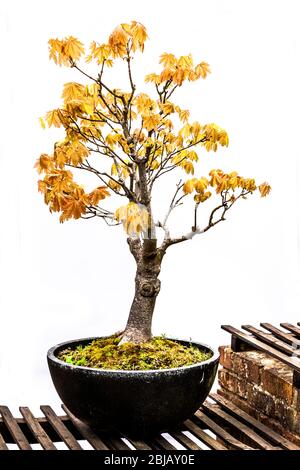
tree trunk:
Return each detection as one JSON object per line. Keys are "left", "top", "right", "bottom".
{"left": 120, "top": 238, "right": 163, "bottom": 344}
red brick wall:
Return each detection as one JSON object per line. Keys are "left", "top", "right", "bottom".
{"left": 218, "top": 346, "right": 300, "bottom": 445}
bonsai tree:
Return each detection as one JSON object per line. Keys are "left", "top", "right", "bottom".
{"left": 36, "top": 21, "right": 270, "bottom": 344}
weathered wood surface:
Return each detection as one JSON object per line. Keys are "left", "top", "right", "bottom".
{"left": 1, "top": 397, "right": 298, "bottom": 450}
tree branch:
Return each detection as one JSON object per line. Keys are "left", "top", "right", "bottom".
{"left": 160, "top": 190, "right": 251, "bottom": 252}
{"left": 150, "top": 137, "right": 207, "bottom": 187}
{"left": 157, "top": 180, "right": 184, "bottom": 240}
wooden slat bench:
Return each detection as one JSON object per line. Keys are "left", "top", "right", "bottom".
{"left": 0, "top": 395, "right": 299, "bottom": 450}
{"left": 220, "top": 321, "right": 300, "bottom": 446}
{"left": 222, "top": 322, "right": 300, "bottom": 388}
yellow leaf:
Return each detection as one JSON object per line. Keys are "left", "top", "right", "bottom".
{"left": 48, "top": 38, "right": 68, "bottom": 66}
{"left": 143, "top": 114, "right": 160, "bottom": 131}
{"left": 178, "top": 55, "right": 193, "bottom": 69}
{"left": 194, "top": 177, "right": 209, "bottom": 193}
{"left": 39, "top": 117, "right": 46, "bottom": 129}
{"left": 181, "top": 161, "right": 194, "bottom": 175}
{"left": 191, "top": 121, "right": 202, "bottom": 139}
{"left": 178, "top": 109, "right": 190, "bottom": 123}
{"left": 67, "top": 141, "right": 89, "bottom": 166}
{"left": 161, "top": 102, "right": 175, "bottom": 115}
{"left": 159, "top": 53, "right": 177, "bottom": 68}
{"left": 259, "top": 182, "right": 271, "bottom": 197}
{"left": 62, "top": 82, "right": 85, "bottom": 103}
{"left": 34, "top": 154, "right": 53, "bottom": 174}
{"left": 108, "top": 179, "right": 121, "bottom": 192}
{"left": 45, "top": 109, "right": 63, "bottom": 128}
{"left": 172, "top": 68, "right": 185, "bottom": 86}
{"left": 150, "top": 160, "right": 160, "bottom": 170}
{"left": 106, "top": 133, "right": 119, "bottom": 147}
{"left": 81, "top": 98, "right": 95, "bottom": 115}
{"left": 194, "top": 191, "right": 211, "bottom": 203}
{"left": 135, "top": 93, "right": 155, "bottom": 114}
{"left": 54, "top": 145, "right": 67, "bottom": 168}
{"left": 179, "top": 123, "right": 191, "bottom": 139}
{"left": 195, "top": 62, "right": 211, "bottom": 79}
{"left": 60, "top": 196, "right": 86, "bottom": 222}
{"left": 218, "top": 130, "right": 229, "bottom": 147}
{"left": 130, "top": 21, "right": 148, "bottom": 52}
{"left": 115, "top": 202, "right": 148, "bottom": 236}
{"left": 228, "top": 172, "right": 239, "bottom": 189}
{"left": 108, "top": 25, "right": 128, "bottom": 57}
{"left": 241, "top": 178, "right": 256, "bottom": 192}
{"left": 88, "top": 186, "right": 110, "bottom": 205}
{"left": 188, "top": 150, "right": 198, "bottom": 161}
{"left": 209, "top": 169, "right": 224, "bottom": 187}
{"left": 188, "top": 70, "right": 198, "bottom": 81}
{"left": 183, "top": 178, "right": 197, "bottom": 194}
{"left": 38, "top": 180, "right": 47, "bottom": 193}
{"left": 63, "top": 36, "right": 85, "bottom": 62}
{"left": 160, "top": 68, "right": 174, "bottom": 83}
{"left": 145, "top": 73, "right": 160, "bottom": 84}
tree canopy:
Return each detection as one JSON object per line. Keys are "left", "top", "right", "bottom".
{"left": 36, "top": 21, "right": 271, "bottom": 245}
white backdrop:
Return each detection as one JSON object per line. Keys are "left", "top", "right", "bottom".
{"left": 0, "top": 0, "right": 299, "bottom": 415}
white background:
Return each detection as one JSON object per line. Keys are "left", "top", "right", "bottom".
{"left": 0, "top": 0, "right": 299, "bottom": 415}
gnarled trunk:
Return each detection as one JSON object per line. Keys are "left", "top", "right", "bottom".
{"left": 120, "top": 238, "right": 163, "bottom": 344}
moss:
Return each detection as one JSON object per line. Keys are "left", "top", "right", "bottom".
{"left": 58, "top": 336, "right": 212, "bottom": 371}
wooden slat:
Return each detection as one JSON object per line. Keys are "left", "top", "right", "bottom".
{"left": 40, "top": 406, "right": 82, "bottom": 450}
{"left": 0, "top": 406, "right": 31, "bottom": 450}
{"left": 241, "top": 325, "right": 300, "bottom": 357}
{"left": 210, "top": 394, "right": 300, "bottom": 450}
{"left": 0, "top": 432, "right": 8, "bottom": 450}
{"left": 61, "top": 405, "right": 109, "bottom": 450}
{"left": 125, "top": 437, "right": 152, "bottom": 451}
{"left": 170, "top": 431, "right": 203, "bottom": 450}
{"left": 202, "top": 402, "right": 277, "bottom": 450}
{"left": 184, "top": 419, "right": 228, "bottom": 450}
{"left": 260, "top": 323, "right": 300, "bottom": 346}
{"left": 19, "top": 407, "right": 56, "bottom": 450}
{"left": 193, "top": 410, "right": 254, "bottom": 450}
{"left": 280, "top": 323, "right": 300, "bottom": 337}
{"left": 0, "top": 397, "right": 297, "bottom": 451}
{"left": 0, "top": 415, "right": 77, "bottom": 444}
{"left": 151, "top": 435, "right": 178, "bottom": 451}
{"left": 221, "top": 325, "right": 300, "bottom": 373}
{"left": 102, "top": 437, "right": 132, "bottom": 450}
{"left": 144, "top": 439, "right": 160, "bottom": 450}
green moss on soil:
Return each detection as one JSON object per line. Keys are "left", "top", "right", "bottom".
{"left": 58, "top": 336, "right": 212, "bottom": 371}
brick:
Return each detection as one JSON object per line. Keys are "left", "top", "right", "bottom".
{"left": 231, "top": 352, "right": 262, "bottom": 385}
{"left": 218, "top": 346, "right": 233, "bottom": 370}
{"left": 218, "top": 387, "right": 300, "bottom": 446}
{"left": 247, "top": 385, "right": 276, "bottom": 416}
{"left": 261, "top": 365, "right": 294, "bottom": 405}
{"left": 282, "top": 429, "right": 300, "bottom": 447}
{"left": 275, "top": 400, "right": 300, "bottom": 433}
{"left": 292, "top": 387, "right": 300, "bottom": 410}
{"left": 219, "top": 378, "right": 300, "bottom": 434}
{"left": 258, "top": 413, "right": 300, "bottom": 447}
{"left": 219, "top": 347, "right": 267, "bottom": 385}
{"left": 218, "top": 344, "right": 300, "bottom": 443}
{"left": 218, "top": 369, "right": 248, "bottom": 399}
{"left": 219, "top": 347, "right": 299, "bottom": 409}
{"left": 246, "top": 382, "right": 300, "bottom": 431}
{"left": 217, "top": 388, "right": 258, "bottom": 418}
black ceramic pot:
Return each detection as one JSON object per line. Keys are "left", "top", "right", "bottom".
{"left": 47, "top": 337, "right": 219, "bottom": 438}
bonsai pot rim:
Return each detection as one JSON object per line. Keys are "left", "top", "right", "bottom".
{"left": 47, "top": 335, "right": 219, "bottom": 374}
